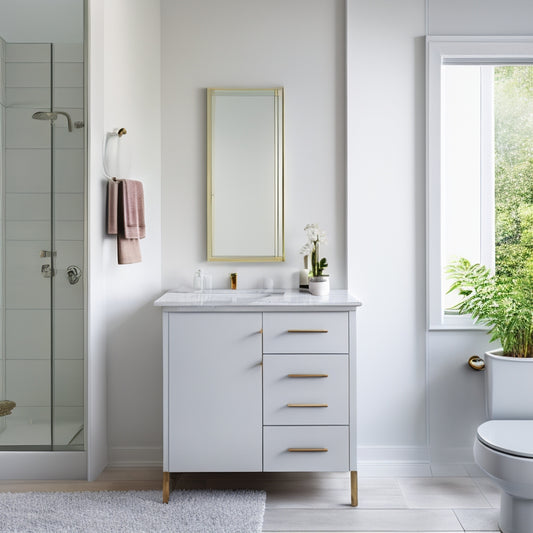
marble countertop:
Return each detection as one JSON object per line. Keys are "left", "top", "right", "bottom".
{"left": 154, "top": 289, "right": 362, "bottom": 311}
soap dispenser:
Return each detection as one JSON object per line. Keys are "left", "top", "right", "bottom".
{"left": 193, "top": 268, "right": 203, "bottom": 291}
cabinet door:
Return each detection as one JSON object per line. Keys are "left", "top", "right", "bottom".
{"left": 167, "top": 312, "right": 262, "bottom": 471}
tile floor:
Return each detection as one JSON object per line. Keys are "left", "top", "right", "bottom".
{"left": 175, "top": 472, "right": 501, "bottom": 532}
{"left": 0, "top": 468, "right": 502, "bottom": 532}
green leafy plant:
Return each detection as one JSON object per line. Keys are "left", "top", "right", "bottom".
{"left": 447, "top": 257, "right": 533, "bottom": 358}
{"left": 312, "top": 256, "right": 328, "bottom": 277}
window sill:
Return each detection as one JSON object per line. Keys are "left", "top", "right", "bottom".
{"left": 429, "top": 313, "right": 489, "bottom": 331}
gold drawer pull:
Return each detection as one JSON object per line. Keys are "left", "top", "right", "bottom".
{"left": 287, "top": 329, "right": 328, "bottom": 333}
{"left": 288, "top": 447, "right": 328, "bottom": 452}
{"left": 288, "top": 373, "right": 328, "bottom": 378}
{"left": 287, "top": 403, "right": 328, "bottom": 408}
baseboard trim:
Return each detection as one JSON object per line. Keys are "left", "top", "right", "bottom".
{"left": 356, "top": 446, "right": 481, "bottom": 477}
{"left": 0, "top": 451, "right": 87, "bottom": 480}
{"left": 430, "top": 446, "right": 474, "bottom": 464}
{"left": 358, "top": 445, "right": 430, "bottom": 463}
{"left": 357, "top": 446, "right": 431, "bottom": 477}
{"left": 108, "top": 447, "right": 162, "bottom": 468}
{"left": 107, "top": 445, "right": 481, "bottom": 477}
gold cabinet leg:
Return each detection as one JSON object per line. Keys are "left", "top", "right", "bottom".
{"left": 350, "top": 471, "right": 358, "bottom": 507}
{"left": 163, "top": 472, "right": 170, "bottom": 504}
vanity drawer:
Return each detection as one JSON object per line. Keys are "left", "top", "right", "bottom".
{"left": 263, "top": 354, "right": 348, "bottom": 425}
{"left": 263, "top": 312, "right": 348, "bottom": 354}
{"left": 263, "top": 426, "right": 349, "bottom": 472}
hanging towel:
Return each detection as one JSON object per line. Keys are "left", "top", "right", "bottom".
{"left": 107, "top": 178, "right": 146, "bottom": 264}
{"left": 121, "top": 179, "right": 146, "bottom": 239}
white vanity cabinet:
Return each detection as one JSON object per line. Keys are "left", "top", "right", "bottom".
{"left": 156, "top": 290, "right": 361, "bottom": 505}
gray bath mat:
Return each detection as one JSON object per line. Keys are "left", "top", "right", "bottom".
{"left": 0, "top": 489, "right": 266, "bottom": 532}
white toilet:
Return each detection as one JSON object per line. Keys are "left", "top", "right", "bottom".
{"left": 473, "top": 352, "right": 533, "bottom": 533}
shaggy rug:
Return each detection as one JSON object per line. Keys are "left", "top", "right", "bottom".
{"left": 0, "top": 489, "right": 266, "bottom": 533}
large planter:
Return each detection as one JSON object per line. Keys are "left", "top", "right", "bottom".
{"left": 485, "top": 349, "right": 533, "bottom": 419}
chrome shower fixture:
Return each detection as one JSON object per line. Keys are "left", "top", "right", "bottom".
{"left": 32, "top": 110, "right": 73, "bottom": 132}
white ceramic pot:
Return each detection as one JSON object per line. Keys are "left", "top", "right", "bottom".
{"left": 485, "top": 349, "right": 533, "bottom": 419}
{"left": 308, "top": 276, "right": 330, "bottom": 296}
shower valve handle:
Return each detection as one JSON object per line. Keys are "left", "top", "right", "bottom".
{"left": 41, "top": 264, "right": 54, "bottom": 278}
{"left": 66, "top": 265, "right": 82, "bottom": 285}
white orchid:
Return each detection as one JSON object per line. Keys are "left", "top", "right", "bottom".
{"left": 301, "top": 224, "right": 328, "bottom": 278}
{"left": 304, "top": 223, "right": 327, "bottom": 245}
{"left": 300, "top": 242, "right": 313, "bottom": 256}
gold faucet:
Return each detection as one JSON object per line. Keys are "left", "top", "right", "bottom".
{"left": 230, "top": 273, "right": 237, "bottom": 290}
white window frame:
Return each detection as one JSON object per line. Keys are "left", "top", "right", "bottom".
{"left": 426, "top": 36, "right": 533, "bottom": 330}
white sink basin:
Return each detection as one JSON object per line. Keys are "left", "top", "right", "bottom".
{"left": 197, "top": 289, "right": 285, "bottom": 303}
{"left": 160, "top": 289, "right": 286, "bottom": 305}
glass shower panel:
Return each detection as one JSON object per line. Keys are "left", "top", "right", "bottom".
{"left": 0, "top": 41, "right": 84, "bottom": 451}
{"left": 1, "top": 42, "right": 54, "bottom": 449}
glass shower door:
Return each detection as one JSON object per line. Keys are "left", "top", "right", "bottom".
{"left": 0, "top": 41, "right": 84, "bottom": 451}
{"left": 50, "top": 40, "right": 85, "bottom": 449}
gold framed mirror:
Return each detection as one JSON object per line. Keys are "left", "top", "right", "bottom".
{"left": 207, "top": 88, "right": 284, "bottom": 262}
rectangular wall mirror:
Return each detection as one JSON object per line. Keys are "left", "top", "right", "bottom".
{"left": 207, "top": 88, "right": 284, "bottom": 262}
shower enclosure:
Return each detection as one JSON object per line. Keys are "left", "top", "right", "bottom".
{"left": 0, "top": 31, "right": 85, "bottom": 453}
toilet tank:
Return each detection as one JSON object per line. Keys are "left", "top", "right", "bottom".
{"left": 485, "top": 350, "right": 533, "bottom": 419}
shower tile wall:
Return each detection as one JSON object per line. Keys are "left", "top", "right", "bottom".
{"left": 2, "top": 43, "right": 84, "bottom": 446}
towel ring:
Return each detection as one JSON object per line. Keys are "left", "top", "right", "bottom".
{"left": 103, "top": 128, "right": 128, "bottom": 178}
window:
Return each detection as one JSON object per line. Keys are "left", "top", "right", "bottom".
{"left": 427, "top": 38, "right": 533, "bottom": 329}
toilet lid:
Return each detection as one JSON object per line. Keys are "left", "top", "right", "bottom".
{"left": 477, "top": 420, "right": 533, "bottom": 458}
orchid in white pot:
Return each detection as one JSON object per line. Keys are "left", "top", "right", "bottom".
{"left": 300, "top": 223, "right": 329, "bottom": 295}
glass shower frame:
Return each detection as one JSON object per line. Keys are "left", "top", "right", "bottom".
{"left": 0, "top": 38, "right": 85, "bottom": 452}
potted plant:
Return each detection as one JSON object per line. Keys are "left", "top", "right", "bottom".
{"left": 447, "top": 258, "right": 533, "bottom": 358}
{"left": 447, "top": 257, "right": 533, "bottom": 417}
{"left": 300, "top": 224, "right": 329, "bottom": 296}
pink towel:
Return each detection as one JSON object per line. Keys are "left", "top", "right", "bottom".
{"left": 107, "top": 179, "right": 146, "bottom": 264}
{"left": 121, "top": 179, "right": 145, "bottom": 239}
{"left": 117, "top": 237, "right": 142, "bottom": 265}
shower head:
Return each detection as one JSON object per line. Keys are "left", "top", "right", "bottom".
{"left": 32, "top": 111, "right": 58, "bottom": 122}
{"left": 32, "top": 110, "right": 73, "bottom": 132}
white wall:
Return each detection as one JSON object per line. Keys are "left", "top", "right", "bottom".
{"left": 347, "top": 0, "right": 533, "bottom": 472}
{"left": 425, "top": 0, "right": 533, "bottom": 466}
{"left": 91, "top": 0, "right": 346, "bottom": 468}
{"left": 86, "top": 0, "right": 533, "bottom": 470}
{"left": 102, "top": 0, "right": 162, "bottom": 467}
{"left": 428, "top": 0, "right": 533, "bottom": 36}
{"left": 160, "top": 0, "right": 346, "bottom": 292}
{"left": 347, "top": 0, "right": 428, "bottom": 470}
{"left": 88, "top": 0, "right": 162, "bottom": 468}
